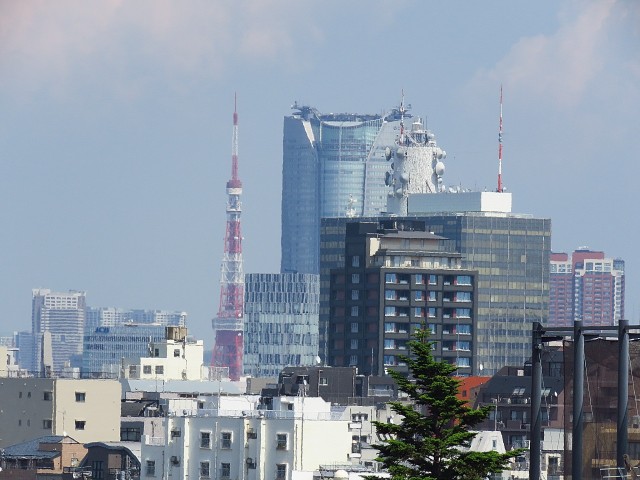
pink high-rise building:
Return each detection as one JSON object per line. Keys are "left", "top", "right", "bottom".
{"left": 549, "top": 248, "right": 625, "bottom": 327}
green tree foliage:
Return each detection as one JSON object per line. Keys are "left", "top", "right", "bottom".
{"left": 370, "top": 328, "right": 521, "bottom": 480}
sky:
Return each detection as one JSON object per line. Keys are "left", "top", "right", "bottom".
{"left": 1, "top": 0, "right": 639, "bottom": 344}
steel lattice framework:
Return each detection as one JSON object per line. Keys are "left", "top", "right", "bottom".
{"left": 212, "top": 95, "right": 244, "bottom": 381}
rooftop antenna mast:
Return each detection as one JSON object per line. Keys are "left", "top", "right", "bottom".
{"left": 399, "top": 89, "right": 405, "bottom": 141}
{"left": 497, "top": 85, "right": 504, "bottom": 193}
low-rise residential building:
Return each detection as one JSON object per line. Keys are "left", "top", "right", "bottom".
{"left": 0, "top": 436, "right": 87, "bottom": 480}
{"left": 0, "top": 378, "right": 120, "bottom": 448}
{"left": 78, "top": 442, "right": 142, "bottom": 480}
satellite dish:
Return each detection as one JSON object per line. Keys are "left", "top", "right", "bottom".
{"left": 435, "top": 161, "right": 445, "bottom": 176}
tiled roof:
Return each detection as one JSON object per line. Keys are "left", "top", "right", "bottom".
{"left": 3, "top": 436, "right": 67, "bottom": 459}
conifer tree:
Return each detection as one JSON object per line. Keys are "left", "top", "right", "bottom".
{"left": 371, "top": 328, "right": 520, "bottom": 480}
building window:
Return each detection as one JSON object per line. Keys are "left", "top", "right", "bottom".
{"left": 75, "top": 392, "right": 86, "bottom": 402}
{"left": 414, "top": 291, "right": 424, "bottom": 301}
{"left": 155, "top": 366, "right": 164, "bottom": 375}
{"left": 276, "top": 464, "right": 287, "bottom": 480}
{"left": 352, "top": 273, "right": 360, "bottom": 284}
{"left": 277, "top": 433, "right": 288, "bottom": 450}
{"left": 349, "top": 355, "right": 358, "bottom": 366}
{"left": 351, "top": 255, "right": 360, "bottom": 267}
{"left": 456, "top": 291, "right": 472, "bottom": 302}
{"left": 200, "top": 461, "right": 210, "bottom": 478}
{"left": 146, "top": 461, "right": 156, "bottom": 477}
{"left": 121, "top": 427, "right": 142, "bottom": 441}
{"left": 350, "top": 322, "right": 358, "bottom": 333}
{"left": 456, "top": 275, "right": 472, "bottom": 285}
{"left": 75, "top": 420, "right": 86, "bottom": 430}
{"left": 428, "top": 274, "right": 437, "bottom": 285}
{"left": 220, "top": 463, "right": 230, "bottom": 479}
{"left": 319, "top": 377, "right": 328, "bottom": 386}
{"left": 43, "top": 391, "right": 53, "bottom": 401}
{"left": 351, "top": 289, "right": 359, "bottom": 300}
{"left": 221, "top": 432, "right": 232, "bottom": 449}
{"left": 415, "top": 274, "right": 424, "bottom": 284}
{"left": 200, "top": 431, "right": 211, "bottom": 448}
{"left": 92, "top": 460, "right": 104, "bottom": 480}
{"left": 351, "top": 306, "right": 359, "bottom": 317}
{"left": 350, "top": 339, "right": 358, "bottom": 350}
{"left": 43, "top": 419, "right": 52, "bottom": 429}
{"left": 174, "top": 349, "right": 180, "bottom": 357}
{"left": 385, "top": 273, "right": 397, "bottom": 284}
{"left": 143, "top": 365, "right": 152, "bottom": 374}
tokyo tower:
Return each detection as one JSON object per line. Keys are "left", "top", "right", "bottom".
{"left": 211, "top": 95, "right": 244, "bottom": 381}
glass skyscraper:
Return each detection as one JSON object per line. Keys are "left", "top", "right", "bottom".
{"left": 243, "top": 273, "right": 319, "bottom": 377}
{"left": 281, "top": 104, "right": 404, "bottom": 275}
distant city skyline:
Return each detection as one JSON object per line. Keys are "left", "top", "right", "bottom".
{"left": 1, "top": 1, "right": 638, "bottom": 344}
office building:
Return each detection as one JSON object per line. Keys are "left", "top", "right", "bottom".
{"left": 549, "top": 249, "right": 625, "bottom": 327}
{"left": 321, "top": 212, "right": 551, "bottom": 375}
{"left": 328, "top": 222, "right": 477, "bottom": 376}
{"left": 85, "top": 307, "right": 187, "bottom": 330}
{"left": 243, "top": 273, "right": 320, "bottom": 378}
{"left": 82, "top": 323, "right": 169, "bottom": 378}
{"left": 281, "top": 101, "right": 448, "bottom": 275}
{"left": 31, "top": 289, "right": 86, "bottom": 374}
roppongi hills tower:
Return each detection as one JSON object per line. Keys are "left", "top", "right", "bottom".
{"left": 281, "top": 101, "right": 446, "bottom": 275}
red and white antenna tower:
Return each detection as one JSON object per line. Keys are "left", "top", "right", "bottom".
{"left": 497, "top": 85, "right": 504, "bottom": 193}
{"left": 212, "top": 93, "right": 244, "bottom": 381}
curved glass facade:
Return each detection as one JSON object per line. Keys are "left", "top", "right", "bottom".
{"left": 281, "top": 107, "right": 400, "bottom": 275}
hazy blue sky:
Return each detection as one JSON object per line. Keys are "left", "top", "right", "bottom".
{"left": 1, "top": 0, "right": 638, "bottom": 344}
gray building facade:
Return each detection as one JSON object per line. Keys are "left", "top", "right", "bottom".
{"left": 243, "top": 273, "right": 320, "bottom": 378}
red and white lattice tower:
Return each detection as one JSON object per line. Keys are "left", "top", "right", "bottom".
{"left": 211, "top": 94, "right": 244, "bottom": 381}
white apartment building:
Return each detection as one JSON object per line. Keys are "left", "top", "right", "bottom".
{"left": 122, "top": 326, "right": 205, "bottom": 381}
{"left": 141, "top": 396, "right": 362, "bottom": 480}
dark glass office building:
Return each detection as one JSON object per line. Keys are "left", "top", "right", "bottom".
{"left": 321, "top": 213, "right": 551, "bottom": 375}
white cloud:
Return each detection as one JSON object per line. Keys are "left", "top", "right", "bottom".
{"left": 0, "top": 1, "right": 319, "bottom": 96}
{"left": 469, "top": 0, "right": 639, "bottom": 108}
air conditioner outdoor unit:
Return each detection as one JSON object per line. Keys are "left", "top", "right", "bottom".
{"left": 170, "top": 456, "right": 180, "bottom": 466}
{"left": 245, "top": 458, "right": 256, "bottom": 469}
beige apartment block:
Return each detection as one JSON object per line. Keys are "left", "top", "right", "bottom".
{"left": 0, "top": 378, "right": 121, "bottom": 448}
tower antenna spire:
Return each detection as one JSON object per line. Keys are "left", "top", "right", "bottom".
{"left": 497, "top": 85, "right": 504, "bottom": 193}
